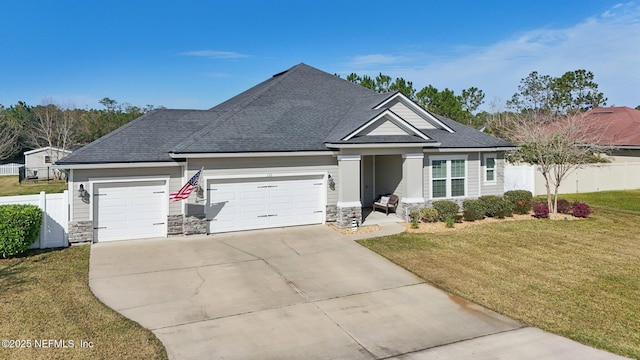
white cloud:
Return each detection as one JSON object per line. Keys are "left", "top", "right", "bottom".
{"left": 351, "top": 2, "right": 640, "bottom": 109}
{"left": 179, "top": 50, "right": 250, "bottom": 59}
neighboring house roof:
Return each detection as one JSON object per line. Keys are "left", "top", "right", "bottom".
{"left": 579, "top": 106, "right": 640, "bottom": 147}
{"left": 24, "top": 146, "right": 73, "bottom": 156}
{"left": 56, "top": 63, "right": 514, "bottom": 165}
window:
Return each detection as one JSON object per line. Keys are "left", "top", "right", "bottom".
{"left": 44, "top": 155, "right": 51, "bottom": 163}
{"left": 484, "top": 154, "right": 496, "bottom": 183}
{"left": 431, "top": 160, "right": 447, "bottom": 198}
{"left": 431, "top": 156, "right": 467, "bottom": 198}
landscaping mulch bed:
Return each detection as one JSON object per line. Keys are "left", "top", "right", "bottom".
{"left": 403, "top": 212, "right": 582, "bottom": 233}
{"left": 328, "top": 224, "right": 381, "bottom": 235}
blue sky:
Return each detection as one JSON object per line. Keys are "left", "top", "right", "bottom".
{"left": 1, "top": 1, "right": 638, "bottom": 111}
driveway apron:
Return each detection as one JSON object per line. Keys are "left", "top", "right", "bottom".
{"left": 89, "top": 224, "right": 629, "bottom": 360}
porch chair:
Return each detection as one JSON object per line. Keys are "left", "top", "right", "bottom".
{"left": 373, "top": 194, "right": 399, "bottom": 215}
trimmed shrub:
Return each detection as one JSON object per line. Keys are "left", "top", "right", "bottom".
{"left": 504, "top": 190, "right": 533, "bottom": 214}
{"left": 478, "top": 195, "right": 512, "bottom": 218}
{"left": 556, "top": 199, "right": 572, "bottom": 214}
{"left": 532, "top": 203, "right": 550, "bottom": 218}
{"left": 572, "top": 202, "right": 592, "bottom": 218}
{"left": 462, "top": 199, "right": 485, "bottom": 222}
{"left": 532, "top": 197, "right": 546, "bottom": 207}
{"left": 408, "top": 209, "right": 421, "bottom": 223}
{"left": 0, "top": 204, "right": 42, "bottom": 258}
{"left": 432, "top": 200, "right": 459, "bottom": 222}
{"left": 420, "top": 208, "right": 439, "bottom": 223}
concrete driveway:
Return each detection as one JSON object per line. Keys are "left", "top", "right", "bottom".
{"left": 89, "top": 224, "right": 628, "bottom": 360}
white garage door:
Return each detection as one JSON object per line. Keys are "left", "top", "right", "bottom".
{"left": 94, "top": 181, "right": 167, "bottom": 242}
{"left": 206, "top": 176, "right": 325, "bottom": 233}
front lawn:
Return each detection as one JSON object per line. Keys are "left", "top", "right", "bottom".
{"left": 358, "top": 192, "right": 640, "bottom": 359}
{"left": 556, "top": 189, "right": 640, "bottom": 213}
{"left": 0, "top": 176, "right": 68, "bottom": 196}
{"left": 0, "top": 245, "right": 167, "bottom": 360}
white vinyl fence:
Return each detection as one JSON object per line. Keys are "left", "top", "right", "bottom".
{"left": 505, "top": 162, "right": 640, "bottom": 195}
{"left": 504, "top": 163, "right": 536, "bottom": 194}
{"left": 0, "top": 163, "right": 23, "bottom": 176}
{"left": 0, "top": 191, "right": 69, "bottom": 249}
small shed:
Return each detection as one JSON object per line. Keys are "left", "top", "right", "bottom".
{"left": 24, "top": 147, "right": 72, "bottom": 180}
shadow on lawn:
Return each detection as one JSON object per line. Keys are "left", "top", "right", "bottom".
{"left": 0, "top": 248, "right": 64, "bottom": 289}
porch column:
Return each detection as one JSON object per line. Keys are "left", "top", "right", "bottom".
{"left": 400, "top": 153, "right": 426, "bottom": 219}
{"left": 336, "top": 154, "right": 362, "bottom": 228}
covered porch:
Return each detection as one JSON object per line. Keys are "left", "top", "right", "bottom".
{"left": 334, "top": 150, "right": 426, "bottom": 228}
{"left": 361, "top": 207, "right": 404, "bottom": 226}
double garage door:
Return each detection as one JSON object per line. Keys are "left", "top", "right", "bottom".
{"left": 206, "top": 176, "right": 325, "bottom": 233}
{"left": 93, "top": 181, "right": 167, "bottom": 242}
{"left": 92, "top": 176, "right": 325, "bottom": 241}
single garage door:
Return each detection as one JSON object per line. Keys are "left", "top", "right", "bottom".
{"left": 94, "top": 180, "right": 167, "bottom": 242}
{"left": 206, "top": 176, "right": 324, "bottom": 233}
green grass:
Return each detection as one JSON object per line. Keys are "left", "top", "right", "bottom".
{"left": 556, "top": 189, "right": 640, "bottom": 213}
{"left": 358, "top": 191, "right": 640, "bottom": 359}
{"left": 0, "top": 245, "right": 167, "bottom": 360}
{"left": 0, "top": 176, "right": 68, "bottom": 196}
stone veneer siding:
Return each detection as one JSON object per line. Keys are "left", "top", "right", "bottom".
{"left": 335, "top": 206, "right": 362, "bottom": 228}
{"left": 167, "top": 215, "right": 183, "bottom": 235}
{"left": 68, "top": 220, "right": 93, "bottom": 244}
{"left": 183, "top": 215, "right": 207, "bottom": 235}
{"left": 325, "top": 205, "right": 337, "bottom": 223}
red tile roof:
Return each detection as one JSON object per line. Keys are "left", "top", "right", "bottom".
{"left": 581, "top": 106, "right": 640, "bottom": 147}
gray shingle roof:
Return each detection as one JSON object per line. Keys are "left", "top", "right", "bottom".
{"left": 56, "top": 63, "right": 514, "bottom": 165}
{"left": 56, "top": 110, "right": 214, "bottom": 164}
{"left": 424, "top": 114, "right": 514, "bottom": 148}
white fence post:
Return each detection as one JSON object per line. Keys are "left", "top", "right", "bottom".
{"left": 39, "top": 191, "right": 46, "bottom": 249}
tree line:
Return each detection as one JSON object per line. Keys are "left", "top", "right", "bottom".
{"left": 347, "top": 69, "right": 613, "bottom": 215}
{"left": 345, "top": 69, "right": 608, "bottom": 126}
{"left": 0, "top": 98, "right": 160, "bottom": 161}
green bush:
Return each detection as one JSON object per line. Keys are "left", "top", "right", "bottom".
{"left": 479, "top": 195, "right": 512, "bottom": 218}
{"left": 504, "top": 190, "right": 533, "bottom": 214}
{"left": 462, "top": 199, "right": 486, "bottom": 222}
{"left": 432, "top": 200, "right": 460, "bottom": 222}
{"left": 445, "top": 217, "right": 455, "bottom": 228}
{"left": 420, "top": 207, "right": 439, "bottom": 223}
{"left": 0, "top": 204, "right": 42, "bottom": 258}
{"left": 408, "top": 209, "right": 421, "bottom": 223}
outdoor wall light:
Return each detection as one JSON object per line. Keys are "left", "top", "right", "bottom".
{"left": 327, "top": 174, "right": 335, "bottom": 190}
{"left": 78, "top": 184, "right": 88, "bottom": 198}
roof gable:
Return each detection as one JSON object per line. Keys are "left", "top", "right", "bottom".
{"left": 343, "top": 110, "right": 431, "bottom": 141}
{"left": 374, "top": 93, "right": 455, "bottom": 133}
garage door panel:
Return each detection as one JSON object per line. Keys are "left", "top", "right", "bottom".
{"left": 94, "top": 181, "right": 166, "bottom": 242}
{"left": 207, "top": 177, "right": 324, "bottom": 233}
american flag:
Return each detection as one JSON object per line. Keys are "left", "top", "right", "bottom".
{"left": 169, "top": 169, "right": 202, "bottom": 201}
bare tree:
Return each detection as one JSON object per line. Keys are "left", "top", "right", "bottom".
{"left": 491, "top": 112, "right": 609, "bottom": 213}
{"left": 28, "top": 101, "right": 77, "bottom": 179}
{"left": 0, "top": 109, "right": 19, "bottom": 160}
